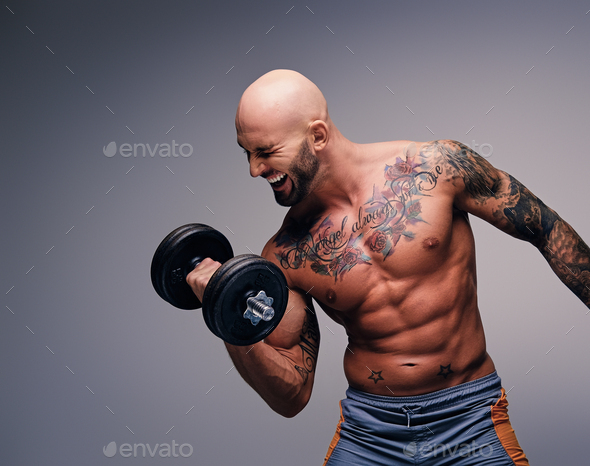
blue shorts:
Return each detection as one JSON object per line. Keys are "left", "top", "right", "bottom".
{"left": 324, "top": 372, "right": 528, "bottom": 465}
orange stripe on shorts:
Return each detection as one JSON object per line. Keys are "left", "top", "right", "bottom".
{"left": 491, "top": 388, "right": 529, "bottom": 465}
{"left": 323, "top": 401, "right": 345, "bottom": 466}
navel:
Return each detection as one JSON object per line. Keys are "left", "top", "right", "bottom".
{"left": 326, "top": 288, "right": 337, "bottom": 304}
{"left": 422, "top": 237, "right": 440, "bottom": 250}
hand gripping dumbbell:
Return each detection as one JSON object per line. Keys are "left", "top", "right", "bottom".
{"left": 150, "top": 224, "right": 288, "bottom": 346}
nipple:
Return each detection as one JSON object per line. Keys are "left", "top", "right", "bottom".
{"left": 326, "top": 288, "right": 337, "bottom": 304}
{"left": 422, "top": 237, "right": 440, "bottom": 249}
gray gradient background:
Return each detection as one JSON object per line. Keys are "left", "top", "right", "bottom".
{"left": 2, "top": 1, "right": 590, "bottom": 465}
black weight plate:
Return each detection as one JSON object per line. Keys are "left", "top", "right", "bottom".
{"left": 151, "top": 224, "right": 234, "bottom": 310}
{"left": 150, "top": 224, "right": 196, "bottom": 300}
{"left": 205, "top": 255, "right": 287, "bottom": 344}
{"left": 202, "top": 254, "right": 259, "bottom": 338}
{"left": 203, "top": 254, "right": 288, "bottom": 346}
{"left": 152, "top": 224, "right": 233, "bottom": 309}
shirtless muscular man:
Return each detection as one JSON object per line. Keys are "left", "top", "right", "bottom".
{"left": 187, "top": 70, "right": 590, "bottom": 465}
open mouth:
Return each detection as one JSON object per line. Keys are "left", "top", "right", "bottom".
{"left": 267, "top": 172, "right": 288, "bottom": 189}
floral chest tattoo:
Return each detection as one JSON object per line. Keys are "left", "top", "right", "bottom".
{"left": 274, "top": 151, "right": 442, "bottom": 281}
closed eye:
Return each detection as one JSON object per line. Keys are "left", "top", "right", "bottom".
{"left": 241, "top": 144, "right": 274, "bottom": 161}
{"left": 246, "top": 150, "right": 271, "bottom": 161}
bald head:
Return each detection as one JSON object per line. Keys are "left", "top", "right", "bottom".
{"left": 236, "top": 70, "right": 329, "bottom": 140}
{"left": 236, "top": 70, "right": 339, "bottom": 206}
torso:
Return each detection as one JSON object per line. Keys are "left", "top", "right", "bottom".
{"left": 269, "top": 140, "right": 495, "bottom": 396}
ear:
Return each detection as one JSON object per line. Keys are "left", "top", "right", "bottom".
{"left": 309, "top": 120, "right": 329, "bottom": 152}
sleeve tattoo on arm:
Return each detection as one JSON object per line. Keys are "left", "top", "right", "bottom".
{"left": 502, "top": 177, "right": 590, "bottom": 305}
{"left": 490, "top": 172, "right": 590, "bottom": 306}
{"left": 429, "top": 139, "right": 590, "bottom": 307}
{"left": 541, "top": 219, "right": 590, "bottom": 306}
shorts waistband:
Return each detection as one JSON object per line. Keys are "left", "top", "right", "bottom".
{"left": 346, "top": 371, "right": 501, "bottom": 412}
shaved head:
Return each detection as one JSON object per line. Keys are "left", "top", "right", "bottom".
{"left": 236, "top": 69, "right": 329, "bottom": 139}
{"left": 236, "top": 70, "right": 336, "bottom": 206}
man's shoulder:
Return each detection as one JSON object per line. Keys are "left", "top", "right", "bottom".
{"left": 260, "top": 210, "right": 296, "bottom": 263}
{"left": 261, "top": 207, "right": 305, "bottom": 252}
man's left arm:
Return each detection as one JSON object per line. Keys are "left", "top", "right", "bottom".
{"left": 427, "top": 139, "right": 590, "bottom": 308}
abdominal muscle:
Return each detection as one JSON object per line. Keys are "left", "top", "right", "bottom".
{"left": 342, "top": 321, "right": 495, "bottom": 397}
{"left": 318, "top": 261, "right": 496, "bottom": 397}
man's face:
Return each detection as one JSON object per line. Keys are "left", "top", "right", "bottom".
{"left": 239, "top": 130, "right": 321, "bottom": 207}
{"left": 272, "top": 138, "right": 320, "bottom": 206}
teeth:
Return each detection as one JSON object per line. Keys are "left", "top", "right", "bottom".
{"left": 268, "top": 173, "right": 286, "bottom": 184}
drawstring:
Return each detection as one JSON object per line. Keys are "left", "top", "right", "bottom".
{"left": 402, "top": 406, "right": 414, "bottom": 428}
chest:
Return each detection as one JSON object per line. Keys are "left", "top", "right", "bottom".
{"left": 274, "top": 191, "right": 463, "bottom": 312}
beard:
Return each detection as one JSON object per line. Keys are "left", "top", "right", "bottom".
{"left": 274, "top": 139, "right": 320, "bottom": 207}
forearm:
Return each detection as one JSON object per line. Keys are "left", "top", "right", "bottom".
{"left": 224, "top": 341, "right": 312, "bottom": 418}
{"left": 539, "top": 218, "right": 590, "bottom": 308}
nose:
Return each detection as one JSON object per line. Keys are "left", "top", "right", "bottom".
{"left": 249, "top": 158, "right": 268, "bottom": 178}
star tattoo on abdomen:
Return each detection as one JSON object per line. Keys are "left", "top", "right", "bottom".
{"left": 437, "top": 364, "right": 454, "bottom": 379}
{"left": 368, "top": 369, "right": 384, "bottom": 384}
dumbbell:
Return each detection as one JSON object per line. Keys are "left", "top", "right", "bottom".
{"left": 150, "top": 224, "right": 288, "bottom": 346}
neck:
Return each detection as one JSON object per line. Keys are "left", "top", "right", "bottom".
{"left": 305, "top": 131, "right": 369, "bottom": 209}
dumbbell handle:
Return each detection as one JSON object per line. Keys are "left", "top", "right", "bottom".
{"left": 188, "top": 257, "right": 204, "bottom": 271}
